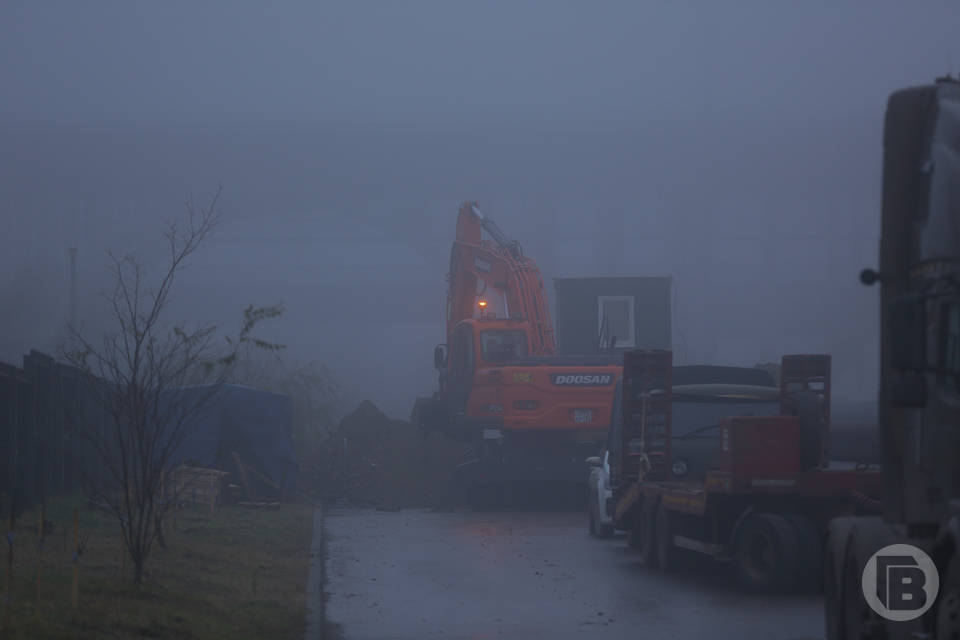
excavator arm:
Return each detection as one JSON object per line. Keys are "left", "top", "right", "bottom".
{"left": 446, "top": 202, "right": 556, "bottom": 355}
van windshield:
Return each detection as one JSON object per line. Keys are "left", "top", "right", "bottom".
{"left": 672, "top": 399, "right": 780, "bottom": 437}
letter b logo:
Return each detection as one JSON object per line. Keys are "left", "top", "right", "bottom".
{"left": 862, "top": 544, "right": 939, "bottom": 621}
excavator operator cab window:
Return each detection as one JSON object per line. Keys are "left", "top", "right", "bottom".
{"left": 450, "top": 325, "right": 475, "bottom": 381}
{"left": 481, "top": 330, "right": 528, "bottom": 363}
{"left": 939, "top": 300, "right": 960, "bottom": 389}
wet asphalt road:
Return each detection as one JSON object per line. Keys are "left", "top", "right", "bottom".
{"left": 323, "top": 507, "right": 826, "bottom": 640}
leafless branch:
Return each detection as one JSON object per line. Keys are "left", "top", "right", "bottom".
{"left": 60, "top": 187, "right": 283, "bottom": 585}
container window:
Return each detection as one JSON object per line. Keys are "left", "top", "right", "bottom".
{"left": 598, "top": 296, "right": 635, "bottom": 348}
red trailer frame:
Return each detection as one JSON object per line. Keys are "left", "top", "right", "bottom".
{"left": 611, "top": 350, "right": 881, "bottom": 591}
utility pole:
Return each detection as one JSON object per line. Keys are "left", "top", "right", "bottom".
{"left": 67, "top": 193, "right": 93, "bottom": 335}
{"left": 68, "top": 247, "right": 78, "bottom": 331}
{"left": 594, "top": 207, "right": 625, "bottom": 276}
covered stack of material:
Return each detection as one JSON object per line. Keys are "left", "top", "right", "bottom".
{"left": 167, "top": 384, "right": 297, "bottom": 500}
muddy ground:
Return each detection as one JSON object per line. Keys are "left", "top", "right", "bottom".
{"left": 323, "top": 507, "right": 825, "bottom": 640}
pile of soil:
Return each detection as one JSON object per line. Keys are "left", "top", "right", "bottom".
{"left": 313, "top": 400, "right": 471, "bottom": 508}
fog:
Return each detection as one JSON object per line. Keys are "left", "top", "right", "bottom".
{"left": 2, "top": 2, "right": 958, "bottom": 417}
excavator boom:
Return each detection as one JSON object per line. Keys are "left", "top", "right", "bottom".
{"left": 447, "top": 201, "right": 556, "bottom": 355}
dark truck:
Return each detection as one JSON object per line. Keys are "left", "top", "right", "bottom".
{"left": 823, "top": 76, "right": 960, "bottom": 640}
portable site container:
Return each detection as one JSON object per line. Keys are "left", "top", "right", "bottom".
{"left": 552, "top": 276, "right": 672, "bottom": 355}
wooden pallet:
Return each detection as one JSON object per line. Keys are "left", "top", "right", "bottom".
{"left": 166, "top": 465, "right": 229, "bottom": 511}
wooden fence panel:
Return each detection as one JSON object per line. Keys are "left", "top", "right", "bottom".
{"left": 0, "top": 351, "right": 106, "bottom": 515}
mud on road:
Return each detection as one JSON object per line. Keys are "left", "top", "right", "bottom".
{"left": 323, "top": 507, "right": 826, "bottom": 640}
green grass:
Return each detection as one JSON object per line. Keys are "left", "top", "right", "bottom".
{"left": 0, "top": 496, "right": 315, "bottom": 639}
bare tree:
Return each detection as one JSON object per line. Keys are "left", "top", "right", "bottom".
{"left": 63, "top": 187, "right": 283, "bottom": 585}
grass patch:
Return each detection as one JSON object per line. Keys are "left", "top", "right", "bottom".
{"left": 1, "top": 496, "right": 314, "bottom": 639}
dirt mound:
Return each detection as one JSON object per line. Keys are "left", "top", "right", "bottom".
{"left": 313, "top": 400, "right": 471, "bottom": 508}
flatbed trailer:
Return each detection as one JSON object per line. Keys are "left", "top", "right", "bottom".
{"left": 610, "top": 350, "right": 882, "bottom": 591}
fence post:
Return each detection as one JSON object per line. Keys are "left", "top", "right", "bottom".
{"left": 71, "top": 508, "right": 78, "bottom": 608}
{"left": 2, "top": 512, "right": 13, "bottom": 637}
{"left": 172, "top": 466, "right": 179, "bottom": 532}
{"left": 35, "top": 503, "right": 43, "bottom": 617}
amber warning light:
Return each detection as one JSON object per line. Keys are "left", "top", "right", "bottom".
{"left": 477, "top": 299, "right": 488, "bottom": 308}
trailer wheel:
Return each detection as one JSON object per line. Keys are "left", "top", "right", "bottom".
{"left": 642, "top": 502, "right": 659, "bottom": 566}
{"left": 936, "top": 555, "right": 960, "bottom": 640}
{"left": 823, "top": 541, "right": 843, "bottom": 640}
{"left": 784, "top": 513, "right": 823, "bottom": 592}
{"left": 733, "top": 513, "right": 800, "bottom": 592}
{"left": 841, "top": 539, "right": 875, "bottom": 639}
{"left": 655, "top": 504, "right": 678, "bottom": 572}
{"left": 627, "top": 500, "right": 658, "bottom": 566}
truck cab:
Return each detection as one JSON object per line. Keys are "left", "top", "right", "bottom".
{"left": 823, "top": 77, "right": 960, "bottom": 640}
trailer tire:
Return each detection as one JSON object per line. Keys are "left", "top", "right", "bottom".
{"left": 734, "top": 513, "right": 800, "bottom": 592}
{"left": 655, "top": 504, "right": 678, "bottom": 572}
{"left": 823, "top": 518, "right": 861, "bottom": 640}
{"left": 936, "top": 555, "right": 960, "bottom": 640}
{"left": 641, "top": 505, "right": 658, "bottom": 567}
{"left": 823, "top": 541, "right": 843, "bottom": 640}
{"left": 785, "top": 513, "right": 823, "bottom": 592}
{"left": 628, "top": 500, "right": 658, "bottom": 567}
{"left": 841, "top": 537, "right": 877, "bottom": 639}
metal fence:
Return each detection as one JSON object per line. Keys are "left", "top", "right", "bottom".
{"left": 0, "top": 350, "right": 107, "bottom": 517}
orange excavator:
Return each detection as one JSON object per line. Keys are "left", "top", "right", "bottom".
{"left": 412, "top": 202, "right": 622, "bottom": 496}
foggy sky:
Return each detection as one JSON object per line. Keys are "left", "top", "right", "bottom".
{"left": 2, "top": 2, "right": 958, "bottom": 416}
{"left": 3, "top": 2, "right": 957, "bottom": 127}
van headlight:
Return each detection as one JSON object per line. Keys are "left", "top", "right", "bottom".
{"left": 672, "top": 459, "right": 689, "bottom": 477}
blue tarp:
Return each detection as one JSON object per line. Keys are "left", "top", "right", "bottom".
{"left": 165, "top": 384, "right": 297, "bottom": 495}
